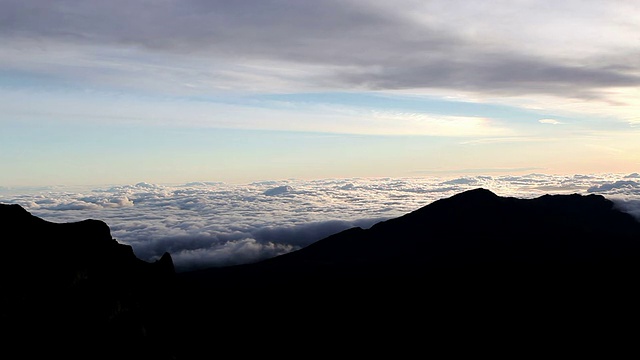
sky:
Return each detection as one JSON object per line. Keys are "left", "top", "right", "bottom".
{"left": 2, "top": 1, "right": 640, "bottom": 271}
{"left": 1, "top": 0, "right": 639, "bottom": 187}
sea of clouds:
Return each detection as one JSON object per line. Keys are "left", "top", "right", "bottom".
{"left": 2, "top": 173, "right": 640, "bottom": 272}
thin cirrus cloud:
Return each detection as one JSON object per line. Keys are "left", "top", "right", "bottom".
{"left": 2, "top": 173, "right": 640, "bottom": 272}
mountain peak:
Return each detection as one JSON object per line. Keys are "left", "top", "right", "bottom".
{"left": 4, "top": 189, "right": 640, "bottom": 358}
{"left": 451, "top": 187, "right": 500, "bottom": 200}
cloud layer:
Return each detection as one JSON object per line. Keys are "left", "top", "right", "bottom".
{"left": 3, "top": 173, "right": 640, "bottom": 272}
{"left": 2, "top": 0, "right": 639, "bottom": 101}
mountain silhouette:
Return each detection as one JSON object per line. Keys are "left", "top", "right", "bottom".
{"left": 0, "top": 203, "right": 175, "bottom": 359}
{"left": 172, "top": 188, "right": 640, "bottom": 357}
{"left": 2, "top": 188, "right": 640, "bottom": 358}
{"left": 180, "top": 187, "right": 640, "bottom": 287}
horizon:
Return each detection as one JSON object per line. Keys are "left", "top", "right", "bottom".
{"left": 3, "top": 3, "right": 640, "bottom": 351}
{"left": 3, "top": 172, "right": 640, "bottom": 272}
{"left": 1, "top": 1, "right": 639, "bottom": 188}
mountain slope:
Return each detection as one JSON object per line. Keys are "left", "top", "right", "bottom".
{"left": 3, "top": 188, "right": 640, "bottom": 358}
{"left": 0, "top": 203, "right": 176, "bottom": 359}
{"left": 180, "top": 188, "right": 640, "bottom": 288}
{"left": 171, "top": 188, "right": 640, "bottom": 357}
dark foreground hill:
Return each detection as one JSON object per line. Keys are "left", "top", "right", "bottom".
{"left": 3, "top": 188, "right": 640, "bottom": 358}
{"left": 174, "top": 188, "right": 640, "bottom": 356}
{"left": 0, "top": 203, "right": 176, "bottom": 359}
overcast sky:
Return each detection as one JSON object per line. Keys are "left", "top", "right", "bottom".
{"left": 1, "top": 0, "right": 639, "bottom": 186}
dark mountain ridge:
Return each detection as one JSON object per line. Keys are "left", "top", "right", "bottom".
{"left": 3, "top": 188, "right": 640, "bottom": 358}
{"left": 0, "top": 203, "right": 175, "bottom": 358}
{"left": 180, "top": 188, "right": 640, "bottom": 288}
{"left": 172, "top": 188, "right": 640, "bottom": 357}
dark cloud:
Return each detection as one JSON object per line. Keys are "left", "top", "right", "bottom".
{"left": 613, "top": 200, "right": 640, "bottom": 223}
{"left": 442, "top": 177, "right": 479, "bottom": 185}
{"left": 2, "top": 0, "right": 637, "bottom": 98}
{"left": 251, "top": 217, "right": 382, "bottom": 246}
{"left": 125, "top": 231, "right": 296, "bottom": 272}
{"left": 585, "top": 179, "right": 640, "bottom": 221}
{"left": 263, "top": 185, "right": 293, "bottom": 196}
{"left": 587, "top": 180, "right": 640, "bottom": 193}
{"left": 0, "top": 0, "right": 416, "bottom": 58}
{"left": 118, "top": 217, "right": 386, "bottom": 272}
{"left": 338, "top": 57, "right": 640, "bottom": 99}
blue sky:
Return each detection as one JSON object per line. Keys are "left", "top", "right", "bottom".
{"left": 1, "top": 0, "right": 639, "bottom": 187}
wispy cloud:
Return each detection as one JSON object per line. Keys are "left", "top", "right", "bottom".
{"left": 539, "top": 119, "right": 563, "bottom": 125}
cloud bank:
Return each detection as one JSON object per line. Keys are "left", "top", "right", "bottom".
{"left": 2, "top": 0, "right": 638, "bottom": 101}
{"left": 3, "top": 173, "right": 640, "bottom": 272}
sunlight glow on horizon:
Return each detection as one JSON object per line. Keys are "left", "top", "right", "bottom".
{"left": 1, "top": 1, "right": 639, "bottom": 187}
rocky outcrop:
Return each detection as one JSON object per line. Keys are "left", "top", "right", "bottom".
{"left": 0, "top": 204, "right": 176, "bottom": 359}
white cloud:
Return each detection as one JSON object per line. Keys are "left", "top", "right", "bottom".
{"left": 539, "top": 119, "right": 563, "bottom": 125}
{"left": 369, "top": 111, "right": 514, "bottom": 137}
{"left": 3, "top": 173, "right": 640, "bottom": 272}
